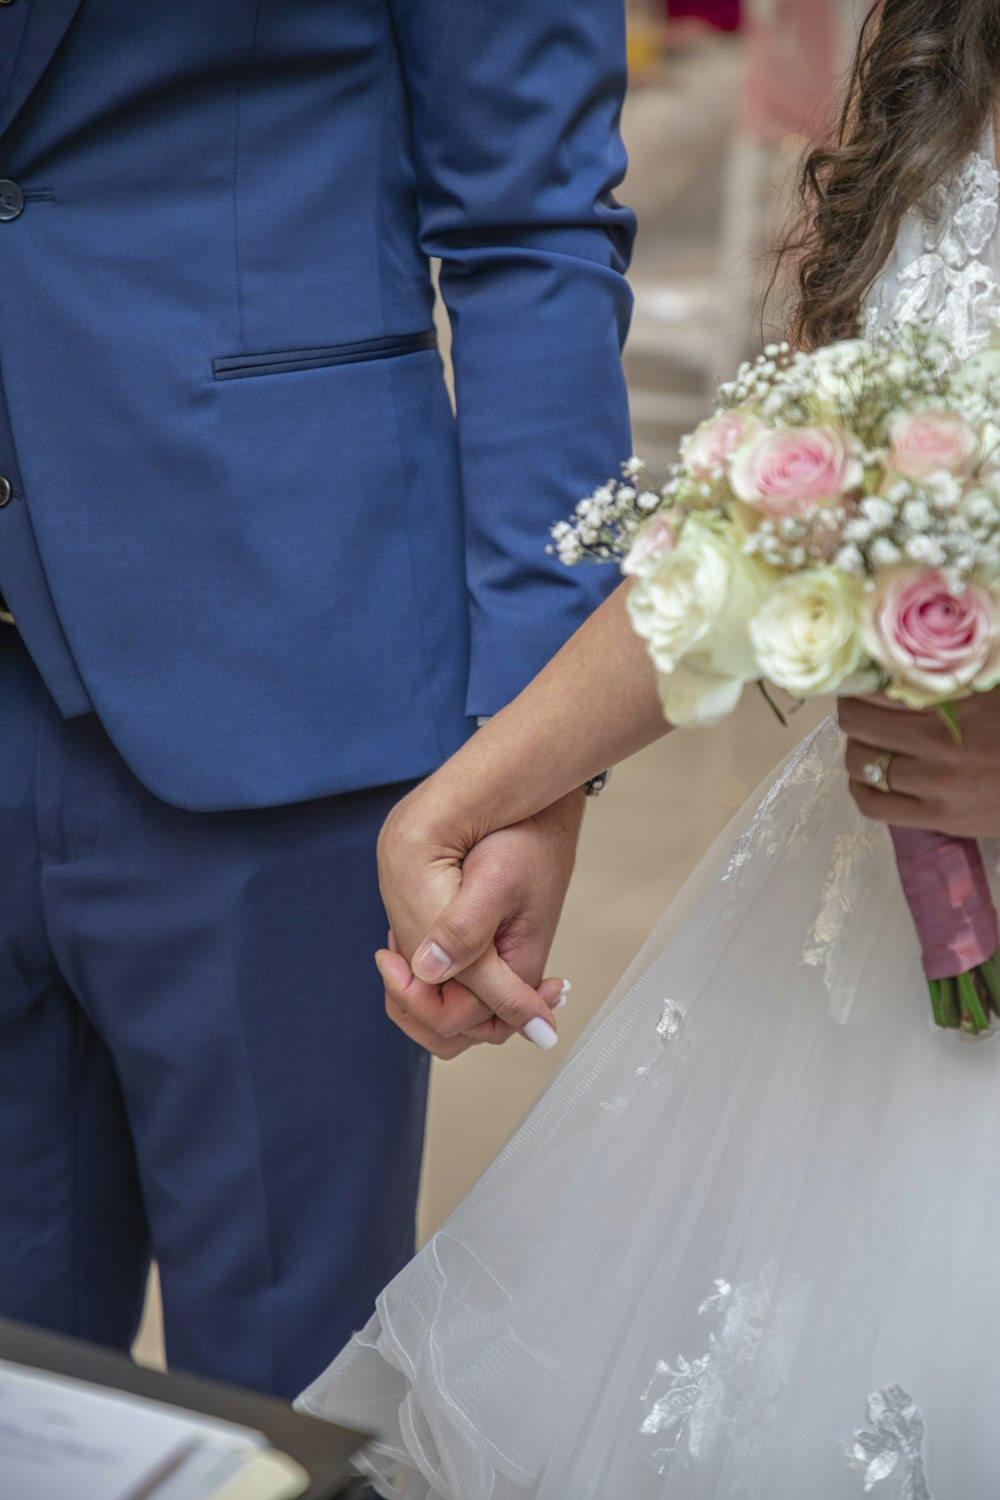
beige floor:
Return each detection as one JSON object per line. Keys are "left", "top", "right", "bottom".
{"left": 134, "top": 35, "right": 831, "bottom": 1373}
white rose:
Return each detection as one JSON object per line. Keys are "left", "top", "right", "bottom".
{"left": 657, "top": 658, "right": 744, "bottom": 729}
{"left": 626, "top": 516, "right": 732, "bottom": 674}
{"left": 628, "top": 516, "right": 773, "bottom": 677}
{"left": 749, "top": 568, "right": 866, "bottom": 697}
{"left": 628, "top": 517, "right": 773, "bottom": 726}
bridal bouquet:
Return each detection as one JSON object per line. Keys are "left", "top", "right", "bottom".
{"left": 552, "top": 323, "right": 1000, "bottom": 1033}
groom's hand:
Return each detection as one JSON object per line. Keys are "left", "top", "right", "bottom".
{"left": 375, "top": 789, "right": 585, "bottom": 1059}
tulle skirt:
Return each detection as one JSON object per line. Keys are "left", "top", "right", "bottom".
{"left": 297, "top": 719, "right": 1000, "bottom": 1498}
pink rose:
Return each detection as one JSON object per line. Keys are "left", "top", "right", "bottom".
{"left": 889, "top": 407, "right": 980, "bottom": 482}
{"left": 622, "top": 514, "right": 676, "bottom": 576}
{"left": 863, "top": 568, "right": 1000, "bottom": 703}
{"left": 684, "top": 412, "right": 759, "bottom": 480}
{"left": 730, "top": 425, "right": 863, "bottom": 518}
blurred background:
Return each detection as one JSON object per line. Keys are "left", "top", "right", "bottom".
{"left": 136, "top": 0, "right": 866, "bottom": 1367}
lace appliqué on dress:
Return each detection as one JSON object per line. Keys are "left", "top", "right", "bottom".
{"left": 717, "top": 720, "right": 885, "bottom": 1024}
{"left": 656, "top": 999, "right": 686, "bottom": 1041}
{"left": 803, "top": 822, "right": 885, "bottom": 1024}
{"left": 639, "top": 1261, "right": 802, "bottom": 1493}
{"left": 721, "top": 724, "right": 833, "bottom": 883}
{"left": 600, "top": 998, "right": 688, "bottom": 1113}
{"left": 845, "top": 1386, "right": 933, "bottom": 1499}
{"left": 864, "top": 151, "right": 1000, "bottom": 362}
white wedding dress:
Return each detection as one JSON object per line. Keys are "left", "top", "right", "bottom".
{"left": 297, "top": 145, "right": 1000, "bottom": 1498}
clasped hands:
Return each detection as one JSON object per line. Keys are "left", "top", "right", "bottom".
{"left": 379, "top": 685, "right": 1000, "bottom": 1061}
{"left": 374, "top": 785, "right": 585, "bottom": 1059}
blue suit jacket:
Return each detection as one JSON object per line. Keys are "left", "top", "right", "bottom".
{"left": 0, "top": 0, "right": 634, "bottom": 810}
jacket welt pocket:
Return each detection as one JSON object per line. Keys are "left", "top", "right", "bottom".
{"left": 212, "top": 330, "right": 438, "bottom": 381}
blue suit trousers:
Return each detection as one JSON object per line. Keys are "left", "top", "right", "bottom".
{"left": 0, "top": 629, "right": 428, "bottom": 1399}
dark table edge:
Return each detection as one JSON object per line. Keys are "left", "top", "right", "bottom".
{"left": 0, "top": 1317, "right": 372, "bottom": 1500}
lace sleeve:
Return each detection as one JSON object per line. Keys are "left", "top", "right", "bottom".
{"left": 864, "top": 149, "right": 1000, "bottom": 362}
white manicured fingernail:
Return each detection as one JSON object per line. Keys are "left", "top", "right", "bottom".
{"left": 523, "top": 1017, "right": 559, "bottom": 1051}
{"left": 554, "top": 981, "right": 572, "bottom": 1011}
{"left": 412, "top": 941, "right": 451, "bottom": 983}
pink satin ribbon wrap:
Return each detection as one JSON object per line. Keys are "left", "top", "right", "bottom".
{"left": 890, "top": 827, "right": 999, "bottom": 981}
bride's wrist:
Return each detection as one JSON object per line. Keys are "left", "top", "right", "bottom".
{"left": 386, "top": 750, "right": 587, "bottom": 859}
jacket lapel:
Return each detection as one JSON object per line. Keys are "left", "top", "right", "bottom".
{"left": 0, "top": 0, "right": 84, "bottom": 138}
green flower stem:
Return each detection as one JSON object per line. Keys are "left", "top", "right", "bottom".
{"left": 756, "top": 680, "right": 789, "bottom": 728}
{"left": 979, "top": 953, "right": 1000, "bottom": 1014}
{"left": 928, "top": 965, "right": 1000, "bottom": 1033}
{"left": 929, "top": 977, "right": 960, "bottom": 1029}
{"left": 957, "top": 971, "right": 991, "bottom": 1034}
{"left": 926, "top": 961, "right": 1000, "bottom": 1032}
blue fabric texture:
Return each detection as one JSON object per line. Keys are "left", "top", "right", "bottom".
{"left": 0, "top": 0, "right": 634, "bottom": 811}
{"left": 0, "top": 631, "right": 430, "bottom": 1398}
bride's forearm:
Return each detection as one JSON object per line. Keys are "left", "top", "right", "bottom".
{"left": 404, "top": 582, "right": 670, "bottom": 844}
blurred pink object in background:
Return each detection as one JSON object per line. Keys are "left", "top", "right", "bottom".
{"left": 666, "top": 0, "right": 741, "bottom": 30}
{"left": 743, "top": 0, "right": 843, "bottom": 145}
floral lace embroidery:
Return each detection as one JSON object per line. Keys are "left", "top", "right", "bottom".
{"left": 600, "top": 998, "right": 688, "bottom": 1112}
{"left": 639, "top": 1262, "right": 802, "bottom": 1491}
{"left": 721, "top": 723, "right": 832, "bottom": 882}
{"left": 656, "top": 998, "right": 686, "bottom": 1041}
{"left": 716, "top": 719, "right": 888, "bottom": 1023}
{"left": 864, "top": 150, "right": 1000, "bottom": 362}
{"left": 845, "top": 1386, "right": 932, "bottom": 1499}
{"left": 803, "top": 822, "right": 884, "bottom": 1024}
{"left": 775, "top": 737, "right": 841, "bottom": 864}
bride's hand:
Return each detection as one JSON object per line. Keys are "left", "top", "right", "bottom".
{"left": 839, "top": 686, "right": 1000, "bottom": 838}
{"left": 374, "top": 788, "right": 585, "bottom": 1059}
{"left": 369, "top": 587, "right": 671, "bottom": 1057}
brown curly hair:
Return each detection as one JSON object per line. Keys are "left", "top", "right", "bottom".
{"left": 784, "top": 0, "right": 1000, "bottom": 351}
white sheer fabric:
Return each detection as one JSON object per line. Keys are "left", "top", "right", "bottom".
{"left": 297, "top": 147, "right": 1000, "bottom": 1497}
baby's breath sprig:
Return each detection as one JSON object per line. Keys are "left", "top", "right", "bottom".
{"left": 548, "top": 457, "right": 668, "bottom": 566}
{"left": 715, "top": 342, "right": 794, "bottom": 415}
{"left": 742, "top": 506, "right": 849, "bottom": 572}
{"left": 552, "top": 320, "right": 1000, "bottom": 592}
{"left": 834, "top": 475, "right": 1000, "bottom": 591}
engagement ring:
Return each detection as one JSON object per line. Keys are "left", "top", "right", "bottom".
{"left": 862, "top": 751, "right": 895, "bottom": 794}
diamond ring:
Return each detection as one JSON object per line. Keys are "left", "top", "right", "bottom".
{"left": 862, "top": 751, "right": 895, "bottom": 794}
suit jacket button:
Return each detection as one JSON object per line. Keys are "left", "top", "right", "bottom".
{"left": 0, "top": 478, "right": 12, "bottom": 507}
{"left": 0, "top": 182, "right": 25, "bottom": 221}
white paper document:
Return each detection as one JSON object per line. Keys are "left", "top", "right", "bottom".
{"left": 0, "top": 1360, "right": 305, "bottom": 1500}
